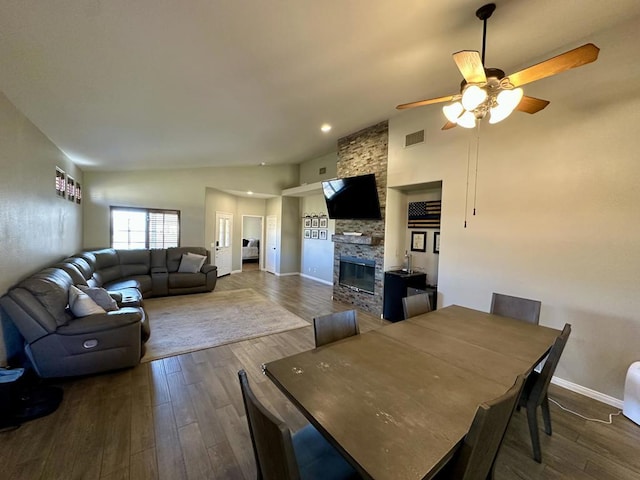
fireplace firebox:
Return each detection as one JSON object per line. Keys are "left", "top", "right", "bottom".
{"left": 339, "top": 256, "right": 375, "bottom": 294}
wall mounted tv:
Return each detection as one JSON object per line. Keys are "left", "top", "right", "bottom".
{"left": 322, "top": 173, "right": 382, "bottom": 220}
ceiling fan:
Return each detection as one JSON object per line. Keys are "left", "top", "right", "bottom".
{"left": 396, "top": 3, "right": 600, "bottom": 130}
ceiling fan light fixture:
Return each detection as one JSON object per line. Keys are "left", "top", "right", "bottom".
{"left": 457, "top": 110, "right": 477, "bottom": 129}
{"left": 461, "top": 85, "right": 487, "bottom": 111}
{"left": 489, "top": 87, "right": 524, "bottom": 124}
{"left": 443, "top": 102, "right": 464, "bottom": 123}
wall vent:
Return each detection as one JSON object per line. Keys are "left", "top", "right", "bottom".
{"left": 405, "top": 130, "right": 425, "bottom": 147}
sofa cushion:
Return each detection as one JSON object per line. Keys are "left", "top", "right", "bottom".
{"left": 118, "top": 249, "right": 151, "bottom": 277}
{"left": 19, "top": 268, "right": 75, "bottom": 327}
{"left": 53, "top": 262, "right": 87, "bottom": 286}
{"left": 78, "top": 285, "right": 119, "bottom": 312}
{"left": 168, "top": 272, "right": 206, "bottom": 289}
{"left": 69, "top": 286, "right": 106, "bottom": 317}
{"left": 166, "top": 247, "right": 208, "bottom": 272}
{"left": 178, "top": 253, "right": 206, "bottom": 273}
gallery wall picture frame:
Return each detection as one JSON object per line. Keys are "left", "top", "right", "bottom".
{"left": 411, "top": 231, "right": 427, "bottom": 252}
{"left": 319, "top": 217, "right": 328, "bottom": 228}
{"left": 55, "top": 167, "right": 66, "bottom": 198}
{"left": 319, "top": 229, "right": 327, "bottom": 240}
{"left": 304, "top": 229, "right": 311, "bottom": 239}
{"left": 433, "top": 232, "right": 440, "bottom": 254}
{"left": 311, "top": 217, "right": 319, "bottom": 228}
{"left": 304, "top": 218, "right": 312, "bottom": 228}
{"left": 311, "top": 229, "right": 319, "bottom": 239}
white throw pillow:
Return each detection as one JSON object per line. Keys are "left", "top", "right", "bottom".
{"left": 178, "top": 253, "right": 206, "bottom": 273}
{"left": 69, "top": 285, "right": 106, "bottom": 317}
{"left": 77, "top": 285, "right": 119, "bottom": 311}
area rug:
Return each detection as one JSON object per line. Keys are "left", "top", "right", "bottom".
{"left": 141, "top": 288, "right": 309, "bottom": 362}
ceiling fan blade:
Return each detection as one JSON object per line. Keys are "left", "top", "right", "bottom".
{"left": 453, "top": 50, "right": 487, "bottom": 84}
{"left": 516, "top": 96, "right": 550, "bottom": 114}
{"left": 441, "top": 121, "right": 457, "bottom": 130}
{"left": 507, "top": 43, "right": 600, "bottom": 87}
{"left": 396, "top": 94, "right": 457, "bottom": 110}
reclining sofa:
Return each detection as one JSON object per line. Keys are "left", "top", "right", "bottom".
{"left": 0, "top": 247, "right": 217, "bottom": 378}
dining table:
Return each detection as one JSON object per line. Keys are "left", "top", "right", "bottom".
{"left": 263, "top": 304, "right": 561, "bottom": 480}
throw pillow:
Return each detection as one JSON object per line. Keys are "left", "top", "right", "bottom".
{"left": 178, "top": 253, "right": 206, "bottom": 273}
{"left": 77, "top": 285, "right": 120, "bottom": 311}
{"left": 69, "top": 285, "right": 106, "bottom": 317}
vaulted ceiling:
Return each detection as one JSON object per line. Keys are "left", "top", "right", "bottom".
{"left": 1, "top": 1, "right": 639, "bottom": 171}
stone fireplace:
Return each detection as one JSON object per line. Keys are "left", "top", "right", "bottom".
{"left": 332, "top": 121, "right": 388, "bottom": 316}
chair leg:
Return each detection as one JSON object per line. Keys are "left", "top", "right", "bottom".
{"left": 526, "top": 405, "right": 542, "bottom": 463}
{"left": 541, "top": 394, "right": 552, "bottom": 436}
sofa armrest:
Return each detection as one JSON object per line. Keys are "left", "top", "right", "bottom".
{"left": 201, "top": 264, "right": 216, "bottom": 274}
{"left": 57, "top": 308, "right": 143, "bottom": 335}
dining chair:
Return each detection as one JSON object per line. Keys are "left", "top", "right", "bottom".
{"left": 434, "top": 374, "right": 526, "bottom": 480}
{"left": 518, "top": 323, "right": 571, "bottom": 463}
{"left": 402, "top": 292, "right": 432, "bottom": 319}
{"left": 313, "top": 310, "right": 359, "bottom": 348}
{"left": 237, "top": 370, "right": 360, "bottom": 480}
{"left": 490, "top": 292, "right": 541, "bottom": 324}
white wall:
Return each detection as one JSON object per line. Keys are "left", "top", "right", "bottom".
{"left": 0, "top": 92, "right": 83, "bottom": 365}
{"left": 387, "top": 18, "right": 640, "bottom": 400}
{"left": 300, "top": 195, "right": 334, "bottom": 283}
{"left": 242, "top": 216, "right": 262, "bottom": 241}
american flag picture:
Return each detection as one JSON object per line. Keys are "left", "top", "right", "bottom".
{"left": 408, "top": 201, "right": 441, "bottom": 228}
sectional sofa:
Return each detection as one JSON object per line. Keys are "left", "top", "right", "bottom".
{"left": 0, "top": 247, "right": 217, "bottom": 378}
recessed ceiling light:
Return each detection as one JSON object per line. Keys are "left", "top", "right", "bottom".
{"left": 259, "top": 162, "right": 266, "bottom": 166}
{"left": 247, "top": 191, "right": 254, "bottom": 195}
{"left": 321, "top": 124, "right": 332, "bottom": 133}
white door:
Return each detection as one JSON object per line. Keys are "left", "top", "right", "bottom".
{"left": 214, "top": 212, "right": 233, "bottom": 277}
{"left": 265, "top": 215, "right": 277, "bottom": 274}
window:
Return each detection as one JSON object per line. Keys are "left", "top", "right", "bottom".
{"left": 111, "top": 207, "right": 180, "bottom": 249}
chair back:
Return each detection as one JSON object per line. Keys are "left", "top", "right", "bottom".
{"left": 447, "top": 375, "right": 526, "bottom": 480}
{"left": 237, "top": 370, "right": 301, "bottom": 480}
{"left": 313, "top": 310, "right": 359, "bottom": 348}
{"left": 528, "top": 323, "right": 572, "bottom": 407}
{"left": 402, "top": 293, "right": 432, "bottom": 319}
{"left": 490, "top": 293, "right": 541, "bottom": 324}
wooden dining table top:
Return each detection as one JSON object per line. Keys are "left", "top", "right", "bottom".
{"left": 263, "top": 305, "right": 561, "bottom": 480}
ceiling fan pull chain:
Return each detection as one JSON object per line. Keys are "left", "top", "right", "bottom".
{"left": 464, "top": 136, "right": 472, "bottom": 228}
{"left": 473, "top": 122, "right": 481, "bottom": 216}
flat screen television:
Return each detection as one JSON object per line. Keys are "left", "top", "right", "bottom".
{"left": 322, "top": 173, "right": 382, "bottom": 220}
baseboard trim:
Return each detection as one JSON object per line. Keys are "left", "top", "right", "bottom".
{"left": 300, "top": 273, "right": 333, "bottom": 286}
{"left": 275, "top": 272, "right": 298, "bottom": 277}
{"left": 551, "top": 376, "right": 623, "bottom": 408}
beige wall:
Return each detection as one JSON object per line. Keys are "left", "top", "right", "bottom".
{"left": 204, "top": 189, "right": 269, "bottom": 271}
{"left": 83, "top": 165, "right": 298, "bottom": 249}
{"left": 387, "top": 19, "right": 640, "bottom": 400}
{"left": 299, "top": 151, "right": 338, "bottom": 184}
{"left": 0, "top": 92, "right": 83, "bottom": 364}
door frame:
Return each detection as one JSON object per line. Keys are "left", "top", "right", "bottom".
{"left": 241, "top": 215, "right": 264, "bottom": 271}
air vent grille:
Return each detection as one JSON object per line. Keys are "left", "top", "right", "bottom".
{"left": 405, "top": 130, "right": 425, "bottom": 147}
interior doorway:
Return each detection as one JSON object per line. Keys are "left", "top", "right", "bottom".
{"left": 241, "top": 215, "right": 264, "bottom": 271}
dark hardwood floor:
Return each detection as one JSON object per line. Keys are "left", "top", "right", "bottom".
{"left": 1, "top": 270, "right": 638, "bottom": 479}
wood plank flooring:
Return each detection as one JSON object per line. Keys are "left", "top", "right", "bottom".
{"left": 1, "top": 270, "right": 638, "bottom": 479}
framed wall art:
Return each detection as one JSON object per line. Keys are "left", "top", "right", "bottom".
{"left": 411, "top": 231, "right": 426, "bottom": 252}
